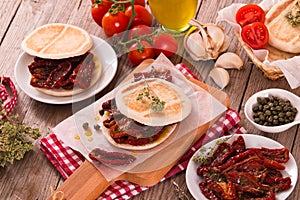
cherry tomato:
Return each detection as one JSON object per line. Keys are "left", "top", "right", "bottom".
{"left": 241, "top": 22, "right": 269, "bottom": 49}
{"left": 128, "top": 41, "right": 154, "bottom": 66}
{"left": 153, "top": 33, "right": 178, "bottom": 57}
{"left": 125, "top": 5, "right": 152, "bottom": 28}
{"left": 128, "top": 25, "right": 153, "bottom": 40}
{"left": 122, "top": 0, "right": 146, "bottom": 7}
{"left": 236, "top": 4, "right": 265, "bottom": 27}
{"left": 91, "top": 0, "right": 113, "bottom": 27}
{"left": 133, "top": 0, "right": 146, "bottom": 7}
{"left": 102, "top": 11, "right": 129, "bottom": 37}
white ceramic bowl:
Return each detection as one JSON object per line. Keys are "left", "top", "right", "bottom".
{"left": 244, "top": 88, "right": 300, "bottom": 133}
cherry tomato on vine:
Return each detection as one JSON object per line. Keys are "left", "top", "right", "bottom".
{"left": 128, "top": 41, "right": 154, "bottom": 66}
{"left": 102, "top": 11, "right": 129, "bottom": 37}
{"left": 128, "top": 24, "right": 153, "bottom": 40}
{"left": 133, "top": 0, "right": 146, "bottom": 7}
{"left": 125, "top": 5, "right": 152, "bottom": 28}
{"left": 153, "top": 33, "right": 178, "bottom": 57}
{"left": 241, "top": 22, "right": 269, "bottom": 49}
{"left": 122, "top": 0, "right": 146, "bottom": 7}
{"left": 91, "top": 0, "right": 113, "bottom": 27}
{"left": 236, "top": 4, "right": 265, "bottom": 27}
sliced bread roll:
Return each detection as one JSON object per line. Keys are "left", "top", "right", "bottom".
{"left": 21, "top": 23, "right": 93, "bottom": 59}
{"left": 265, "top": 0, "right": 300, "bottom": 53}
{"left": 115, "top": 78, "right": 192, "bottom": 126}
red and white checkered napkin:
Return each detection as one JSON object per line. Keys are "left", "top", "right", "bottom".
{"left": 40, "top": 109, "right": 246, "bottom": 200}
{"left": 39, "top": 63, "right": 247, "bottom": 199}
{"left": 0, "top": 76, "right": 18, "bottom": 117}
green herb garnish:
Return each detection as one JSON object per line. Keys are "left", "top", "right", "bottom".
{"left": 136, "top": 78, "right": 166, "bottom": 112}
{"left": 285, "top": 2, "right": 300, "bottom": 26}
{"left": 192, "top": 137, "right": 232, "bottom": 166}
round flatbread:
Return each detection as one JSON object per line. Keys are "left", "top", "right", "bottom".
{"left": 265, "top": 0, "right": 300, "bottom": 53}
{"left": 36, "top": 56, "right": 102, "bottom": 97}
{"left": 21, "top": 23, "right": 93, "bottom": 59}
{"left": 115, "top": 78, "right": 192, "bottom": 126}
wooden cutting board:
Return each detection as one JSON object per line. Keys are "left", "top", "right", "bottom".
{"left": 48, "top": 59, "right": 231, "bottom": 200}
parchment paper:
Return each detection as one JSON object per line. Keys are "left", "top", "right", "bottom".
{"left": 53, "top": 54, "right": 227, "bottom": 181}
{"left": 216, "top": 0, "right": 300, "bottom": 89}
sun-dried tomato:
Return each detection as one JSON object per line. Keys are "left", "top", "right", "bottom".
{"left": 28, "top": 52, "right": 95, "bottom": 90}
{"left": 89, "top": 148, "right": 136, "bottom": 165}
{"left": 195, "top": 136, "right": 291, "bottom": 199}
{"left": 45, "top": 61, "right": 72, "bottom": 88}
{"left": 258, "top": 147, "right": 290, "bottom": 163}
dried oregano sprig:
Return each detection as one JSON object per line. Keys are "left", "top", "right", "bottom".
{"left": 136, "top": 76, "right": 166, "bottom": 112}
{"left": 136, "top": 86, "right": 166, "bottom": 112}
{"left": 0, "top": 101, "right": 40, "bottom": 167}
{"left": 192, "top": 137, "right": 231, "bottom": 165}
{"left": 285, "top": 1, "right": 300, "bottom": 26}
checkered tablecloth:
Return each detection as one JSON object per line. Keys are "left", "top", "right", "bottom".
{"left": 40, "top": 63, "right": 247, "bottom": 199}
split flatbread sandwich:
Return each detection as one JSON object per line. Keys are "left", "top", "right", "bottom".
{"left": 21, "top": 23, "right": 102, "bottom": 96}
{"left": 99, "top": 69, "right": 192, "bottom": 150}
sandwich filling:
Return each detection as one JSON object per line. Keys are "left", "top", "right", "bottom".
{"left": 28, "top": 52, "right": 95, "bottom": 90}
{"left": 100, "top": 98, "right": 170, "bottom": 146}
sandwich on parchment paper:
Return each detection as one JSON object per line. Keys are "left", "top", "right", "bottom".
{"left": 21, "top": 23, "right": 102, "bottom": 97}
{"left": 99, "top": 69, "right": 192, "bottom": 151}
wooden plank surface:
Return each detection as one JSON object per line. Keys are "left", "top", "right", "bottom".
{"left": 0, "top": 0, "right": 299, "bottom": 199}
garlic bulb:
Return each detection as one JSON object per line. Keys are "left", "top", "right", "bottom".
{"left": 215, "top": 52, "right": 243, "bottom": 70}
{"left": 184, "top": 19, "right": 228, "bottom": 61}
{"left": 209, "top": 67, "right": 230, "bottom": 89}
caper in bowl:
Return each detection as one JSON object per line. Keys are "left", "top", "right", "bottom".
{"left": 244, "top": 88, "right": 300, "bottom": 133}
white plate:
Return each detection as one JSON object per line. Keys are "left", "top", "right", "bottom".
{"left": 186, "top": 134, "right": 298, "bottom": 200}
{"left": 14, "top": 35, "right": 118, "bottom": 104}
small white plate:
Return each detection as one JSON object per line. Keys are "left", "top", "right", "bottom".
{"left": 186, "top": 134, "right": 298, "bottom": 200}
{"left": 14, "top": 35, "right": 118, "bottom": 104}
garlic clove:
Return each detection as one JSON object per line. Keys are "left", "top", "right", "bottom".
{"left": 219, "top": 34, "right": 230, "bottom": 53}
{"left": 215, "top": 52, "right": 243, "bottom": 70}
{"left": 209, "top": 67, "right": 230, "bottom": 89}
{"left": 205, "top": 23, "right": 225, "bottom": 53}
{"left": 184, "top": 30, "right": 210, "bottom": 60}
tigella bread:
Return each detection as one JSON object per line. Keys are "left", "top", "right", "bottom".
{"left": 265, "top": 0, "right": 300, "bottom": 53}
{"left": 21, "top": 23, "right": 102, "bottom": 97}
{"left": 115, "top": 78, "right": 192, "bottom": 126}
{"left": 21, "top": 23, "right": 93, "bottom": 59}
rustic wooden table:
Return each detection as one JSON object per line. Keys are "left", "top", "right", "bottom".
{"left": 0, "top": 0, "right": 299, "bottom": 199}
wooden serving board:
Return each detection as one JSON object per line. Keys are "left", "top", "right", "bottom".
{"left": 48, "top": 59, "right": 231, "bottom": 200}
